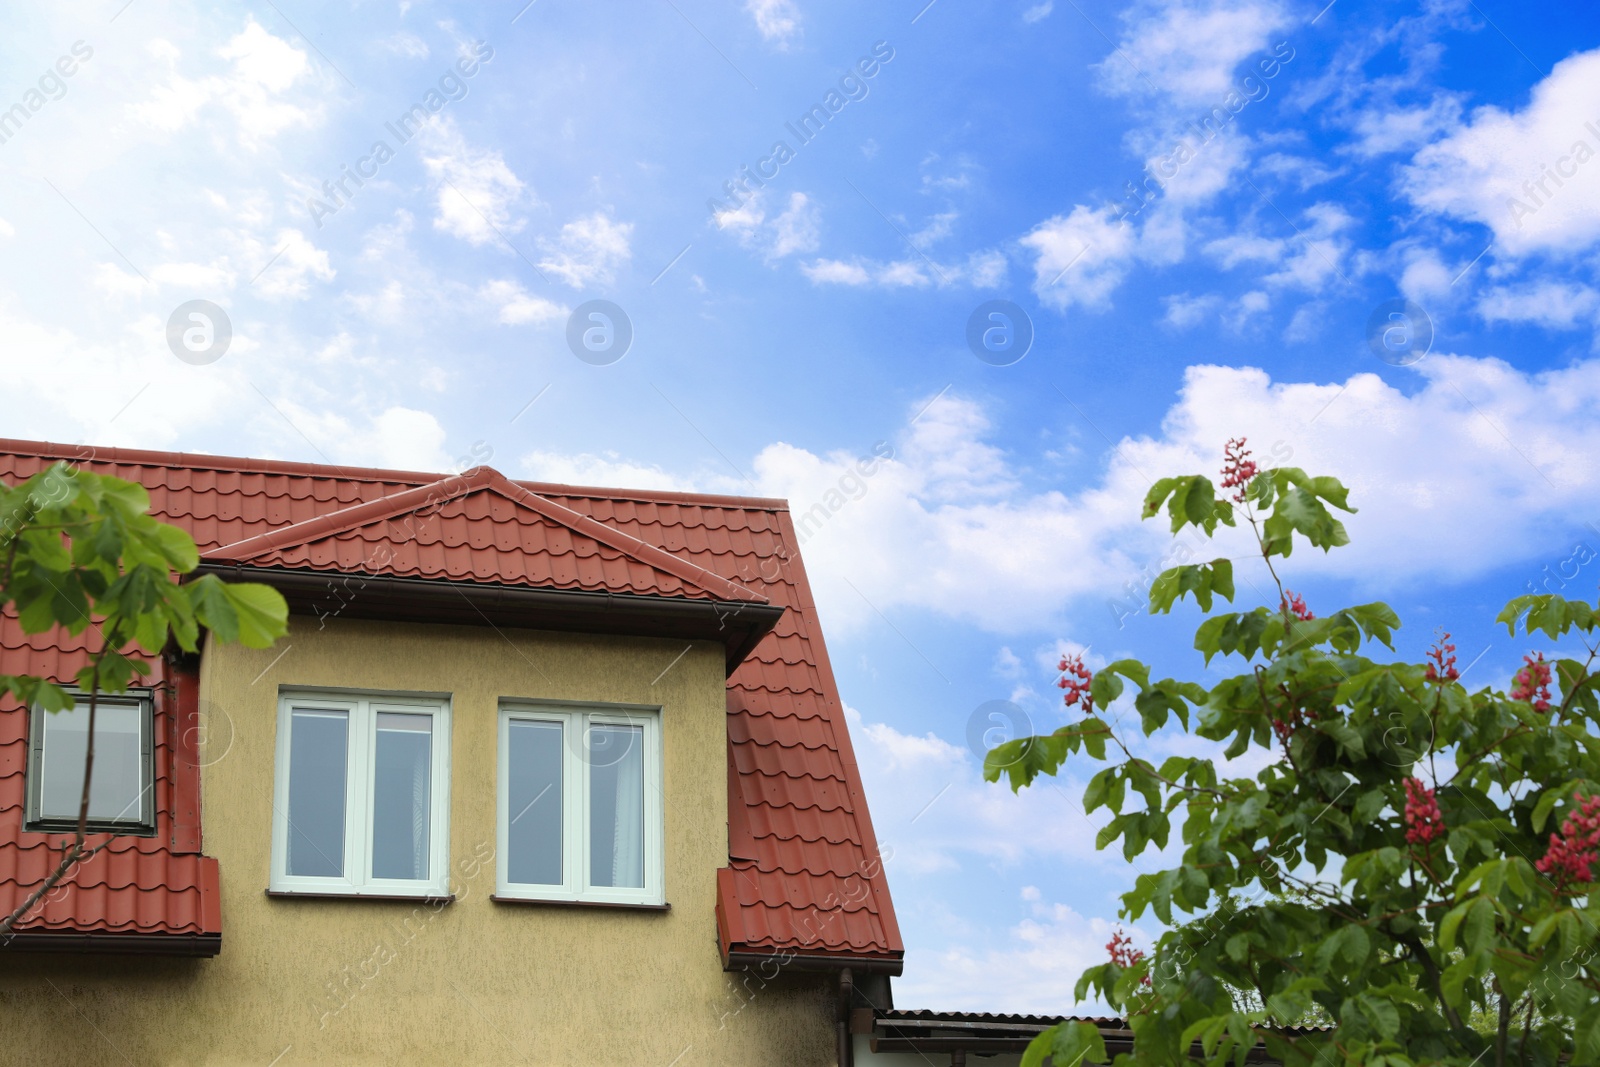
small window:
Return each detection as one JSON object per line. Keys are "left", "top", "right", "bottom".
{"left": 26, "top": 692, "right": 155, "bottom": 834}
{"left": 497, "top": 704, "right": 663, "bottom": 905}
{"left": 271, "top": 692, "right": 450, "bottom": 897}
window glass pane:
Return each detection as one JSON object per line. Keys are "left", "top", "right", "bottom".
{"left": 372, "top": 713, "right": 433, "bottom": 881}
{"left": 506, "top": 720, "right": 563, "bottom": 886}
{"left": 40, "top": 701, "right": 144, "bottom": 823}
{"left": 288, "top": 709, "right": 348, "bottom": 878}
{"left": 588, "top": 723, "right": 644, "bottom": 889}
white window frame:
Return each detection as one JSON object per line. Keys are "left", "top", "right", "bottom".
{"left": 496, "top": 702, "right": 664, "bottom": 906}
{"left": 270, "top": 690, "right": 451, "bottom": 898}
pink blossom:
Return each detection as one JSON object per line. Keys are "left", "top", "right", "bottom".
{"left": 1219, "top": 438, "right": 1259, "bottom": 503}
{"left": 1403, "top": 778, "right": 1445, "bottom": 847}
{"left": 1058, "top": 654, "right": 1094, "bottom": 714}
{"left": 1107, "top": 928, "right": 1150, "bottom": 985}
{"left": 1510, "top": 653, "right": 1554, "bottom": 712}
{"left": 1284, "top": 590, "right": 1314, "bottom": 622}
{"left": 1424, "top": 631, "right": 1459, "bottom": 683}
{"left": 1536, "top": 793, "right": 1600, "bottom": 888}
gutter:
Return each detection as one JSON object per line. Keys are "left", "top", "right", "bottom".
{"left": 722, "top": 949, "right": 904, "bottom": 976}
{"left": 0, "top": 931, "right": 221, "bottom": 957}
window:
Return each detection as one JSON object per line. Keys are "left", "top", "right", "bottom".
{"left": 271, "top": 692, "right": 450, "bottom": 897}
{"left": 497, "top": 704, "right": 663, "bottom": 905}
{"left": 26, "top": 692, "right": 155, "bottom": 834}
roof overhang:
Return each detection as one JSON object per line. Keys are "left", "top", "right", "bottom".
{"left": 723, "top": 948, "right": 904, "bottom": 976}
{"left": 192, "top": 565, "right": 785, "bottom": 673}
{"left": 868, "top": 1011, "right": 1302, "bottom": 1061}
{"left": 0, "top": 930, "right": 221, "bottom": 957}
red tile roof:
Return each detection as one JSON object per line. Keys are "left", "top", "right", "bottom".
{"left": 0, "top": 440, "right": 901, "bottom": 965}
{"left": 0, "top": 619, "right": 221, "bottom": 949}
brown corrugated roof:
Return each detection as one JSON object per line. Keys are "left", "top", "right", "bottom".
{"left": 0, "top": 439, "right": 900, "bottom": 963}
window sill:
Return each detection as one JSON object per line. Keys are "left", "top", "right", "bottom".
{"left": 490, "top": 895, "right": 669, "bottom": 912}
{"left": 25, "top": 824, "right": 158, "bottom": 839}
{"left": 266, "top": 889, "right": 456, "bottom": 904}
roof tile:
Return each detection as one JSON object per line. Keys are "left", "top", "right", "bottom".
{"left": 0, "top": 440, "right": 898, "bottom": 962}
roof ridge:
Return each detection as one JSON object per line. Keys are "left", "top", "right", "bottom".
{"left": 0, "top": 437, "right": 791, "bottom": 511}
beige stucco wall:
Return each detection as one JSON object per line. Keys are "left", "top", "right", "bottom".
{"left": 0, "top": 615, "right": 837, "bottom": 1066}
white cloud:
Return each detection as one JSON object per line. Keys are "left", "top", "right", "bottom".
{"left": 377, "top": 32, "right": 430, "bottom": 58}
{"left": 1163, "top": 292, "right": 1220, "bottom": 329}
{"left": 1096, "top": 0, "right": 1291, "bottom": 107}
{"left": 1256, "top": 151, "right": 1345, "bottom": 191}
{"left": 800, "top": 258, "right": 872, "bottom": 286}
{"left": 800, "top": 251, "right": 1006, "bottom": 290}
{"left": 1397, "top": 247, "right": 1455, "bottom": 304}
{"left": 1403, "top": 47, "right": 1600, "bottom": 256}
{"left": 771, "top": 193, "right": 820, "bottom": 258}
{"left": 1013, "top": 0, "right": 1295, "bottom": 311}
{"left": 1348, "top": 95, "right": 1463, "bottom": 158}
{"left": 846, "top": 703, "right": 1141, "bottom": 1012}
{"left": 1283, "top": 301, "right": 1323, "bottom": 343}
{"left": 1223, "top": 288, "right": 1270, "bottom": 331}
{"left": 714, "top": 191, "right": 819, "bottom": 262}
{"left": 1021, "top": 204, "right": 1137, "bottom": 310}
{"left": 519, "top": 450, "right": 714, "bottom": 493}
{"left": 420, "top": 117, "right": 530, "bottom": 246}
{"left": 1022, "top": 1, "right": 1054, "bottom": 23}
{"left": 910, "top": 210, "right": 960, "bottom": 250}
{"left": 898, "top": 897, "right": 1125, "bottom": 1014}
{"left": 846, "top": 707, "right": 1105, "bottom": 876}
{"left": 129, "top": 20, "right": 318, "bottom": 150}
{"left": 479, "top": 279, "right": 566, "bottom": 325}
{"left": 1203, "top": 202, "right": 1354, "bottom": 293}
{"left": 275, "top": 402, "right": 454, "bottom": 471}
{"left": 511, "top": 354, "right": 1600, "bottom": 634}
{"left": 0, "top": 218, "right": 14, "bottom": 240}
{"left": 745, "top": 0, "right": 801, "bottom": 46}
{"left": 537, "top": 212, "right": 633, "bottom": 288}
{"left": 252, "top": 228, "right": 335, "bottom": 300}
{"left": 1478, "top": 281, "right": 1600, "bottom": 332}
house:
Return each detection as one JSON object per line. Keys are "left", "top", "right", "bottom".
{"left": 0, "top": 439, "right": 904, "bottom": 1066}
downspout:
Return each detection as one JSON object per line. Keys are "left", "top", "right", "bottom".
{"left": 837, "top": 967, "right": 854, "bottom": 1067}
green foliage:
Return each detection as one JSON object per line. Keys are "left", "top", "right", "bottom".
{"left": 985, "top": 457, "right": 1600, "bottom": 1066}
{"left": 0, "top": 462, "right": 288, "bottom": 711}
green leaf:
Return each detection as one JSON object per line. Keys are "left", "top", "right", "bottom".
{"left": 185, "top": 575, "right": 289, "bottom": 649}
{"left": 1193, "top": 608, "right": 1271, "bottom": 663}
{"left": 1498, "top": 593, "right": 1598, "bottom": 638}
{"left": 1022, "top": 1020, "right": 1106, "bottom": 1067}
{"left": 1438, "top": 901, "right": 1470, "bottom": 952}
{"left": 1149, "top": 560, "right": 1237, "bottom": 615}
{"left": 1142, "top": 475, "right": 1235, "bottom": 535}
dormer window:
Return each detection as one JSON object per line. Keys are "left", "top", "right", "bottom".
{"left": 25, "top": 691, "right": 155, "bottom": 835}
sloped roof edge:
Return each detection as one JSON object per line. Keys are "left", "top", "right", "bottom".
{"left": 205, "top": 465, "right": 768, "bottom": 606}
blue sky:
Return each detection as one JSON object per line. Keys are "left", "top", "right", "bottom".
{"left": 4, "top": 0, "right": 1600, "bottom": 1014}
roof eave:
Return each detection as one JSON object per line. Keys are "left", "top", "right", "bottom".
{"left": 722, "top": 947, "right": 905, "bottom": 976}
{"left": 190, "top": 565, "right": 784, "bottom": 673}
{"left": 0, "top": 930, "right": 221, "bottom": 957}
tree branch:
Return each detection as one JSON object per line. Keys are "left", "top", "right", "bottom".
{"left": 1396, "top": 930, "right": 1464, "bottom": 1030}
{"left": 0, "top": 644, "right": 111, "bottom": 938}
